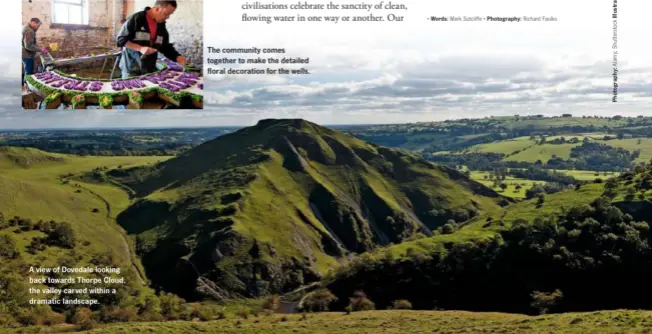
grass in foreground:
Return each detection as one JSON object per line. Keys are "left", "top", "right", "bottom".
{"left": 6, "top": 310, "right": 652, "bottom": 333}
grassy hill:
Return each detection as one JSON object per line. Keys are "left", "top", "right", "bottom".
{"left": 315, "top": 161, "right": 652, "bottom": 314}
{"left": 0, "top": 147, "right": 171, "bottom": 327}
{"left": 0, "top": 147, "right": 166, "bottom": 265}
{"left": 5, "top": 309, "right": 652, "bottom": 333}
{"left": 106, "top": 119, "right": 510, "bottom": 302}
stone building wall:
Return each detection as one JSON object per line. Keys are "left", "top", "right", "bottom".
{"left": 22, "top": 0, "right": 123, "bottom": 59}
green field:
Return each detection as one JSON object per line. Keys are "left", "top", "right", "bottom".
{"left": 470, "top": 171, "right": 545, "bottom": 199}
{"left": 461, "top": 135, "right": 652, "bottom": 164}
{"left": 0, "top": 147, "right": 170, "bottom": 276}
{"left": 608, "top": 138, "right": 652, "bottom": 163}
{"left": 6, "top": 309, "right": 652, "bottom": 333}
{"left": 461, "top": 136, "right": 580, "bottom": 162}
{"left": 467, "top": 137, "right": 535, "bottom": 155}
{"left": 556, "top": 170, "right": 620, "bottom": 181}
{"left": 506, "top": 143, "right": 579, "bottom": 162}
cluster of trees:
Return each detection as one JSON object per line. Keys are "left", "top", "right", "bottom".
{"left": 0, "top": 214, "right": 76, "bottom": 250}
{"left": 602, "top": 166, "right": 652, "bottom": 202}
{"left": 324, "top": 166, "right": 652, "bottom": 314}
{"left": 509, "top": 167, "right": 577, "bottom": 186}
{"left": 567, "top": 142, "right": 639, "bottom": 171}
{"left": 429, "top": 142, "right": 641, "bottom": 173}
{"left": 299, "top": 288, "right": 413, "bottom": 313}
{"left": 524, "top": 183, "right": 567, "bottom": 200}
{"left": 527, "top": 142, "right": 639, "bottom": 172}
{"left": 427, "top": 153, "right": 504, "bottom": 171}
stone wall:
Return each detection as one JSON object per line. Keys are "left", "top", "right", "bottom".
{"left": 21, "top": 0, "right": 123, "bottom": 59}
{"left": 129, "top": 0, "right": 203, "bottom": 67}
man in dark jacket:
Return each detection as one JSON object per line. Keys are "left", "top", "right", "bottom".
{"left": 22, "top": 18, "right": 42, "bottom": 82}
{"left": 116, "top": 0, "right": 187, "bottom": 79}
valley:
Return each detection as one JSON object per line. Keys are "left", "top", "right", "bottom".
{"left": 1, "top": 115, "right": 652, "bottom": 332}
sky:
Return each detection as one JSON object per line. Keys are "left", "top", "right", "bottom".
{"left": 1, "top": 0, "right": 651, "bottom": 129}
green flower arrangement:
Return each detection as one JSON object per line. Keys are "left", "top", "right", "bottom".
{"left": 158, "top": 89, "right": 182, "bottom": 103}
{"left": 71, "top": 94, "right": 85, "bottom": 108}
{"left": 44, "top": 92, "right": 61, "bottom": 104}
{"left": 190, "top": 93, "right": 203, "bottom": 109}
{"left": 99, "top": 94, "right": 113, "bottom": 109}
{"left": 128, "top": 90, "right": 143, "bottom": 105}
{"left": 43, "top": 92, "right": 62, "bottom": 109}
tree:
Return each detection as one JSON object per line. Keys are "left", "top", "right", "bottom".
{"left": 526, "top": 185, "right": 546, "bottom": 199}
{"left": 530, "top": 289, "right": 563, "bottom": 314}
{"left": 72, "top": 308, "right": 96, "bottom": 330}
{"left": 346, "top": 291, "right": 375, "bottom": 312}
{"left": 159, "top": 292, "right": 184, "bottom": 320}
{"left": 390, "top": 299, "right": 412, "bottom": 310}
{"left": 301, "top": 289, "right": 338, "bottom": 312}
{"left": 536, "top": 194, "right": 545, "bottom": 206}
{"left": 605, "top": 178, "right": 619, "bottom": 190}
{"left": 261, "top": 295, "right": 281, "bottom": 312}
{"left": 0, "top": 235, "right": 19, "bottom": 259}
{"left": 384, "top": 216, "right": 396, "bottom": 226}
{"left": 499, "top": 183, "right": 508, "bottom": 191}
{"left": 440, "top": 224, "right": 454, "bottom": 234}
{"left": 48, "top": 222, "right": 76, "bottom": 248}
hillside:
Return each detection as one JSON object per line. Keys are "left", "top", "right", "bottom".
{"left": 317, "top": 162, "right": 652, "bottom": 314}
{"left": 7, "top": 309, "right": 652, "bottom": 333}
{"left": 108, "top": 119, "right": 510, "bottom": 301}
{"left": 452, "top": 135, "right": 652, "bottom": 165}
{"left": 0, "top": 147, "right": 169, "bottom": 327}
{"left": 0, "top": 146, "right": 67, "bottom": 168}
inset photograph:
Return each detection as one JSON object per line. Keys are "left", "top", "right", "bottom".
{"left": 21, "top": 0, "right": 203, "bottom": 109}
